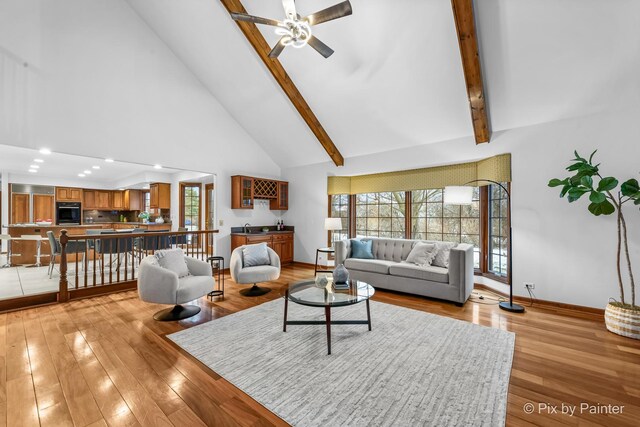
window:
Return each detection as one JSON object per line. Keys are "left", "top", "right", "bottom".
{"left": 410, "top": 188, "right": 481, "bottom": 268}
{"left": 329, "top": 194, "right": 350, "bottom": 243}
{"left": 488, "top": 183, "right": 509, "bottom": 277}
{"left": 355, "top": 192, "right": 406, "bottom": 238}
{"left": 328, "top": 183, "right": 511, "bottom": 283}
{"left": 180, "top": 184, "right": 201, "bottom": 231}
{"left": 143, "top": 191, "right": 150, "bottom": 213}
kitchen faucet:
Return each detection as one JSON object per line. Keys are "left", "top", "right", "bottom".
{"left": 244, "top": 223, "right": 251, "bottom": 233}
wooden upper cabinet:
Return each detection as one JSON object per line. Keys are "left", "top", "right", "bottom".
{"left": 33, "top": 194, "right": 55, "bottom": 222}
{"left": 270, "top": 181, "right": 289, "bottom": 211}
{"left": 83, "top": 190, "right": 97, "bottom": 210}
{"left": 112, "top": 191, "right": 124, "bottom": 210}
{"left": 56, "top": 187, "right": 82, "bottom": 202}
{"left": 231, "top": 176, "right": 254, "bottom": 209}
{"left": 95, "top": 191, "right": 111, "bottom": 210}
{"left": 124, "top": 190, "right": 141, "bottom": 211}
{"left": 232, "top": 176, "right": 288, "bottom": 210}
{"left": 11, "top": 193, "right": 30, "bottom": 224}
{"left": 149, "top": 183, "right": 170, "bottom": 210}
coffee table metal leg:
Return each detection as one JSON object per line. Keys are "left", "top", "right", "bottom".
{"left": 366, "top": 299, "right": 372, "bottom": 331}
{"left": 283, "top": 291, "right": 289, "bottom": 332}
{"left": 325, "top": 306, "right": 331, "bottom": 355}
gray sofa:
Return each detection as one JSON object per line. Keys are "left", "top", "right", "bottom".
{"left": 335, "top": 238, "right": 474, "bottom": 305}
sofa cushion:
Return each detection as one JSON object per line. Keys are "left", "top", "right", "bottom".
{"left": 237, "top": 265, "right": 280, "bottom": 283}
{"left": 242, "top": 243, "right": 271, "bottom": 267}
{"left": 344, "top": 258, "right": 396, "bottom": 275}
{"left": 351, "top": 239, "right": 374, "bottom": 259}
{"left": 432, "top": 242, "right": 457, "bottom": 268}
{"left": 389, "top": 264, "right": 449, "bottom": 283}
{"left": 155, "top": 248, "right": 189, "bottom": 278}
{"left": 405, "top": 242, "right": 437, "bottom": 267}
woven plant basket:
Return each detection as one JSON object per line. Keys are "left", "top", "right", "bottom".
{"left": 605, "top": 302, "right": 640, "bottom": 340}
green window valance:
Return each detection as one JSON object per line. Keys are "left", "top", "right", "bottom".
{"left": 327, "top": 153, "right": 511, "bottom": 195}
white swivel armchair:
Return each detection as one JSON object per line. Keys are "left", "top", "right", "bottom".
{"left": 138, "top": 252, "right": 213, "bottom": 321}
{"left": 230, "top": 244, "right": 281, "bottom": 296}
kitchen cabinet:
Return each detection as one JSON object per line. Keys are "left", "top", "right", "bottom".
{"left": 230, "top": 232, "right": 294, "bottom": 265}
{"left": 270, "top": 181, "right": 289, "bottom": 210}
{"left": 150, "top": 183, "right": 170, "bottom": 210}
{"left": 231, "top": 176, "right": 254, "bottom": 209}
{"left": 33, "top": 194, "right": 55, "bottom": 222}
{"left": 232, "top": 176, "right": 288, "bottom": 210}
{"left": 83, "top": 190, "right": 97, "bottom": 210}
{"left": 11, "top": 193, "right": 30, "bottom": 224}
{"left": 112, "top": 191, "right": 124, "bottom": 210}
{"left": 56, "top": 187, "right": 82, "bottom": 202}
{"left": 124, "top": 190, "right": 141, "bottom": 211}
{"left": 95, "top": 191, "right": 111, "bottom": 210}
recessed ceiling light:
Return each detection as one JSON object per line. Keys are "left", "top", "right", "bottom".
{"left": 39, "top": 148, "right": 52, "bottom": 155}
{"left": 83, "top": 170, "right": 92, "bottom": 174}
{"left": 28, "top": 169, "right": 37, "bottom": 173}
{"left": 92, "top": 165, "right": 100, "bottom": 169}
{"left": 153, "top": 164, "right": 162, "bottom": 169}
{"left": 105, "top": 158, "right": 114, "bottom": 163}
{"left": 34, "top": 158, "right": 44, "bottom": 163}
{"left": 78, "top": 173, "right": 85, "bottom": 177}
{"left": 29, "top": 164, "right": 39, "bottom": 169}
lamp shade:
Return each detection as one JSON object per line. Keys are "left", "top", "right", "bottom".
{"left": 324, "top": 218, "right": 343, "bottom": 231}
{"left": 443, "top": 186, "right": 474, "bottom": 205}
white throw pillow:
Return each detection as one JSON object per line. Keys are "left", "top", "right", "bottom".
{"left": 243, "top": 243, "right": 271, "bottom": 267}
{"left": 432, "top": 242, "right": 457, "bottom": 268}
{"left": 154, "top": 248, "right": 190, "bottom": 278}
{"left": 404, "top": 242, "right": 437, "bottom": 267}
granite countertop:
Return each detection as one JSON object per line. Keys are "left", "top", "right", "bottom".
{"left": 231, "top": 230, "right": 294, "bottom": 236}
{"left": 230, "top": 225, "right": 294, "bottom": 236}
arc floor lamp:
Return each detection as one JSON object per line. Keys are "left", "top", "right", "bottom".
{"left": 444, "top": 180, "right": 525, "bottom": 313}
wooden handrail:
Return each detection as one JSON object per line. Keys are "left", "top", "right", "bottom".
{"left": 58, "top": 229, "right": 220, "bottom": 301}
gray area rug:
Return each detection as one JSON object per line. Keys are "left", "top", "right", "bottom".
{"left": 168, "top": 299, "right": 515, "bottom": 427}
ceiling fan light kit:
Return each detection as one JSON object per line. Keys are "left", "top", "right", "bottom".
{"left": 230, "top": 0, "right": 352, "bottom": 58}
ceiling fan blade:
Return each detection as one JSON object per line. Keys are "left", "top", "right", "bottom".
{"left": 305, "top": 1, "right": 352, "bottom": 26}
{"left": 230, "top": 12, "right": 282, "bottom": 27}
{"left": 269, "top": 38, "right": 288, "bottom": 58}
{"left": 307, "top": 36, "right": 334, "bottom": 58}
{"left": 282, "top": 0, "right": 297, "bottom": 19}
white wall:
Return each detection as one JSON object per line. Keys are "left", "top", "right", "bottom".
{"left": 0, "top": 0, "right": 283, "bottom": 262}
{"left": 282, "top": 106, "right": 640, "bottom": 309}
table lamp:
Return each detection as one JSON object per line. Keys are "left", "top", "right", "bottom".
{"left": 324, "top": 218, "right": 343, "bottom": 248}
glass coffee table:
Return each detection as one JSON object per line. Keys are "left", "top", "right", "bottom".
{"left": 282, "top": 279, "right": 375, "bottom": 355}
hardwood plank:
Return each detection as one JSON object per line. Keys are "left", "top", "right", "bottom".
{"left": 451, "top": 0, "right": 491, "bottom": 143}
{"left": 219, "top": 0, "right": 344, "bottom": 166}
{"left": 6, "top": 375, "right": 39, "bottom": 427}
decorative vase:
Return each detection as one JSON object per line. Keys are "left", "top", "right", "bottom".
{"left": 605, "top": 302, "right": 640, "bottom": 340}
{"left": 315, "top": 274, "right": 329, "bottom": 288}
{"left": 333, "top": 264, "right": 349, "bottom": 284}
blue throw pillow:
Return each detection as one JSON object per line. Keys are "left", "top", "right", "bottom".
{"left": 351, "top": 239, "right": 373, "bottom": 259}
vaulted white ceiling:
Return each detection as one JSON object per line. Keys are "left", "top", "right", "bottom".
{"left": 103, "top": 0, "right": 640, "bottom": 167}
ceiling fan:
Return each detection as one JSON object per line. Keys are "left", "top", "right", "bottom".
{"left": 230, "top": 0, "right": 352, "bottom": 59}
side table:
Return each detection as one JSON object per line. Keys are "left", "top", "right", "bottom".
{"left": 206, "top": 256, "right": 225, "bottom": 299}
{"left": 315, "top": 247, "right": 335, "bottom": 277}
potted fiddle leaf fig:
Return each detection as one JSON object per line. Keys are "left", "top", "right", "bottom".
{"left": 549, "top": 150, "right": 640, "bottom": 339}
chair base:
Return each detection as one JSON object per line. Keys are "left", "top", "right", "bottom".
{"left": 153, "top": 304, "right": 201, "bottom": 321}
{"left": 240, "top": 284, "right": 271, "bottom": 297}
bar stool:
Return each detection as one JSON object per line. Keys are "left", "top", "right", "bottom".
{"left": 206, "top": 256, "right": 225, "bottom": 299}
{"left": 20, "top": 235, "right": 48, "bottom": 268}
{"left": 0, "top": 234, "right": 12, "bottom": 268}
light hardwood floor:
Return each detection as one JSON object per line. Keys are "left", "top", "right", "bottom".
{"left": 1, "top": 264, "right": 639, "bottom": 426}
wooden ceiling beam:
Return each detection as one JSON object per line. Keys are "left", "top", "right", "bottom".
{"left": 451, "top": 0, "right": 491, "bottom": 144}
{"left": 219, "top": 0, "right": 344, "bottom": 166}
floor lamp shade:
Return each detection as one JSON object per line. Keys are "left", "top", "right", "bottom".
{"left": 324, "top": 218, "right": 343, "bottom": 231}
{"left": 443, "top": 186, "right": 474, "bottom": 205}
